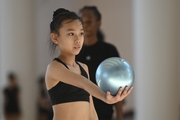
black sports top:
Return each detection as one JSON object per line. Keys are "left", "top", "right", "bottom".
{"left": 48, "top": 58, "right": 90, "bottom": 105}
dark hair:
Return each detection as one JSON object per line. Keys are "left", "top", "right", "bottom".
{"left": 79, "top": 6, "right": 104, "bottom": 41}
{"left": 7, "top": 72, "right": 16, "bottom": 81}
{"left": 79, "top": 6, "right": 101, "bottom": 21}
{"left": 49, "top": 8, "right": 83, "bottom": 54}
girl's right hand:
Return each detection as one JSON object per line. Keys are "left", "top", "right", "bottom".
{"left": 105, "top": 86, "right": 133, "bottom": 104}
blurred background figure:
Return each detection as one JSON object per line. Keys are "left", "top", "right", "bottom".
{"left": 3, "top": 72, "right": 21, "bottom": 120}
{"left": 76, "top": 6, "right": 123, "bottom": 120}
{"left": 37, "top": 76, "right": 53, "bottom": 120}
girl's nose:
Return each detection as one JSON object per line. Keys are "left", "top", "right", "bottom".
{"left": 75, "top": 39, "right": 80, "bottom": 44}
{"left": 75, "top": 36, "right": 80, "bottom": 44}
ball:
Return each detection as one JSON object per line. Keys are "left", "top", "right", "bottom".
{"left": 95, "top": 57, "right": 134, "bottom": 95}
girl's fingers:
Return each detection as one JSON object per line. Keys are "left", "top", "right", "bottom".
{"left": 117, "top": 87, "right": 123, "bottom": 96}
{"left": 107, "top": 91, "right": 111, "bottom": 95}
{"left": 123, "top": 86, "right": 129, "bottom": 94}
{"left": 106, "top": 86, "right": 133, "bottom": 104}
{"left": 123, "top": 86, "right": 133, "bottom": 97}
{"left": 121, "top": 86, "right": 133, "bottom": 97}
{"left": 127, "top": 86, "right": 133, "bottom": 94}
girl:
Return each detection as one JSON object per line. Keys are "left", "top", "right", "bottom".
{"left": 45, "top": 8, "right": 133, "bottom": 120}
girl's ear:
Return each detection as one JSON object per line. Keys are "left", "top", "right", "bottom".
{"left": 50, "top": 33, "right": 59, "bottom": 44}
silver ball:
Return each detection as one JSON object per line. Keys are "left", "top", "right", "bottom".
{"left": 96, "top": 57, "right": 134, "bottom": 95}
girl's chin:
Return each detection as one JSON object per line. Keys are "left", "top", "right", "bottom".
{"left": 74, "top": 51, "right": 81, "bottom": 55}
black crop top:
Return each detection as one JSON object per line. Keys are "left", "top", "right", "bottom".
{"left": 48, "top": 58, "right": 90, "bottom": 105}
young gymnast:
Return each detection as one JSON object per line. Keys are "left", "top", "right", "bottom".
{"left": 45, "top": 8, "right": 133, "bottom": 120}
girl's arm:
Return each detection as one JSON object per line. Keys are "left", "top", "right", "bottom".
{"left": 45, "top": 61, "right": 133, "bottom": 104}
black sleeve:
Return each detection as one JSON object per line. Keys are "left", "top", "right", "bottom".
{"left": 104, "top": 42, "right": 120, "bottom": 58}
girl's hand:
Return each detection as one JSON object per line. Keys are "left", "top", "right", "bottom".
{"left": 105, "top": 86, "right": 133, "bottom": 104}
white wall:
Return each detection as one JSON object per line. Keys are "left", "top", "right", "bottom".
{"left": 133, "top": 0, "right": 179, "bottom": 119}
{"left": 0, "top": 1, "right": 37, "bottom": 120}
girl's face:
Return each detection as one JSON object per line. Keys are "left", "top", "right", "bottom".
{"left": 9, "top": 78, "right": 17, "bottom": 87}
{"left": 51, "top": 19, "right": 84, "bottom": 55}
{"left": 80, "top": 9, "right": 100, "bottom": 37}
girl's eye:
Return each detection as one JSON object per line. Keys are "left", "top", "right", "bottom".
{"left": 69, "top": 33, "right": 74, "bottom": 36}
{"left": 80, "top": 32, "right": 84, "bottom": 36}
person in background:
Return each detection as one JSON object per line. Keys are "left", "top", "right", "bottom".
{"left": 37, "top": 76, "right": 53, "bottom": 120}
{"left": 45, "top": 8, "right": 133, "bottom": 120}
{"left": 76, "top": 6, "right": 123, "bottom": 120}
{"left": 3, "top": 72, "right": 21, "bottom": 120}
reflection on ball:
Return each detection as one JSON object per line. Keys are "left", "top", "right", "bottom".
{"left": 95, "top": 57, "right": 134, "bottom": 95}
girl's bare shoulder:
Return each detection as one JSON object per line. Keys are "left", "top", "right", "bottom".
{"left": 46, "top": 60, "right": 67, "bottom": 80}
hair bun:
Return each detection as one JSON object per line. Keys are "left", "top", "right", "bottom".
{"left": 53, "top": 8, "right": 70, "bottom": 19}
